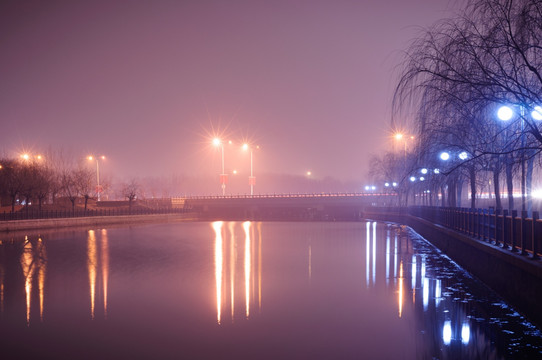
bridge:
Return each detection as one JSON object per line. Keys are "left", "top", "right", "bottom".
{"left": 176, "top": 193, "right": 396, "bottom": 221}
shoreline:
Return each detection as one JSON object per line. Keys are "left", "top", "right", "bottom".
{"left": 0, "top": 213, "right": 197, "bottom": 233}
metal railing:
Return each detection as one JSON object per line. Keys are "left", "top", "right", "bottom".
{"left": 176, "top": 192, "right": 397, "bottom": 200}
{"left": 409, "top": 206, "right": 542, "bottom": 259}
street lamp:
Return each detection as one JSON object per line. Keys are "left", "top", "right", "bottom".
{"left": 242, "top": 143, "right": 257, "bottom": 196}
{"left": 213, "top": 138, "right": 227, "bottom": 196}
{"left": 496, "top": 104, "right": 542, "bottom": 212}
{"left": 88, "top": 155, "right": 105, "bottom": 201}
{"left": 439, "top": 152, "right": 450, "bottom": 161}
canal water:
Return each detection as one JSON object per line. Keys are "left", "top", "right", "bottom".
{"left": 0, "top": 221, "right": 541, "bottom": 359}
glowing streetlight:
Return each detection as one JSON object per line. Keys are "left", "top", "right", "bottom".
{"left": 495, "top": 104, "right": 542, "bottom": 212}
{"left": 88, "top": 155, "right": 106, "bottom": 201}
{"left": 532, "top": 106, "right": 542, "bottom": 121}
{"left": 213, "top": 138, "right": 227, "bottom": 196}
{"left": 497, "top": 105, "right": 514, "bottom": 121}
{"left": 440, "top": 152, "right": 450, "bottom": 161}
{"left": 242, "top": 143, "right": 257, "bottom": 196}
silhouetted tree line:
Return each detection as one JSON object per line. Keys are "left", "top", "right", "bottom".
{"left": 0, "top": 156, "right": 98, "bottom": 212}
{"left": 371, "top": 0, "right": 542, "bottom": 212}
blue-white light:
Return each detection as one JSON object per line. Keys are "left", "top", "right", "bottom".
{"left": 421, "top": 168, "right": 428, "bottom": 174}
{"left": 532, "top": 106, "right": 542, "bottom": 121}
{"left": 459, "top": 151, "right": 468, "bottom": 160}
{"left": 443, "top": 321, "right": 452, "bottom": 345}
{"left": 434, "top": 168, "right": 440, "bottom": 174}
{"left": 410, "top": 176, "right": 416, "bottom": 182}
{"left": 461, "top": 322, "right": 471, "bottom": 345}
{"left": 440, "top": 152, "right": 450, "bottom": 161}
{"left": 384, "top": 182, "right": 390, "bottom": 187}
{"left": 497, "top": 105, "right": 514, "bottom": 121}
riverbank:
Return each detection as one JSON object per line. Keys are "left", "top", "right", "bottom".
{"left": 365, "top": 209, "right": 542, "bottom": 328}
{"left": 0, "top": 212, "right": 196, "bottom": 233}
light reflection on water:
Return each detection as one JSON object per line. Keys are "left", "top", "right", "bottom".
{"left": 0, "top": 221, "right": 541, "bottom": 359}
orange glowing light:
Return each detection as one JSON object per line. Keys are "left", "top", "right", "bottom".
{"left": 88, "top": 156, "right": 94, "bottom": 161}
{"left": 87, "top": 230, "right": 97, "bottom": 320}
{"left": 394, "top": 133, "right": 404, "bottom": 140}
{"left": 243, "top": 221, "right": 251, "bottom": 319}
{"left": 212, "top": 138, "right": 221, "bottom": 147}
{"left": 213, "top": 221, "right": 224, "bottom": 324}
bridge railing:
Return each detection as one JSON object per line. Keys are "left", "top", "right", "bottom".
{"left": 176, "top": 192, "right": 397, "bottom": 200}
{"left": 407, "top": 206, "right": 541, "bottom": 259}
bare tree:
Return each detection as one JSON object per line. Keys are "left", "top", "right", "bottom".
{"left": 61, "top": 170, "right": 78, "bottom": 213}
{"left": 0, "top": 158, "right": 23, "bottom": 212}
{"left": 121, "top": 179, "right": 139, "bottom": 210}
{"left": 74, "top": 167, "right": 95, "bottom": 211}
{"left": 394, "top": 0, "right": 542, "bottom": 211}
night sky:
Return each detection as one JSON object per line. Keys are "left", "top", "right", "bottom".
{"left": 0, "top": 0, "right": 456, "bottom": 192}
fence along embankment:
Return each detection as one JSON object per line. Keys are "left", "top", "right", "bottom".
{"left": 364, "top": 206, "right": 542, "bottom": 328}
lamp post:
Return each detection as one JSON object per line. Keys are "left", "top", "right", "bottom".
{"left": 496, "top": 105, "right": 538, "bottom": 213}
{"left": 88, "top": 155, "right": 105, "bottom": 201}
{"left": 213, "top": 138, "right": 227, "bottom": 196}
{"left": 242, "top": 143, "right": 257, "bottom": 196}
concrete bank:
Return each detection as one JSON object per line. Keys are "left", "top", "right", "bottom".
{"left": 0, "top": 213, "right": 195, "bottom": 233}
{"left": 365, "top": 210, "right": 542, "bottom": 327}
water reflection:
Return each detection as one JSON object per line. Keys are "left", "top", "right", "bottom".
{"left": 213, "top": 221, "right": 262, "bottom": 325}
{"left": 0, "top": 223, "right": 539, "bottom": 359}
{"left": 19, "top": 235, "right": 47, "bottom": 325}
{"left": 87, "top": 229, "right": 109, "bottom": 320}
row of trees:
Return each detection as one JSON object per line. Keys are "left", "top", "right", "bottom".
{"left": 0, "top": 156, "right": 139, "bottom": 212}
{"left": 371, "top": 0, "right": 542, "bottom": 213}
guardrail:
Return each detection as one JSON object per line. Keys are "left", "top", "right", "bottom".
{"left": 176, "top": 192, "right": 396, "bottom": 200}
{"left": 1, "top": 207, "right": 189, "bottom": 221}
{"left": 409, "top": 206, "right": 542, "bottom": 259}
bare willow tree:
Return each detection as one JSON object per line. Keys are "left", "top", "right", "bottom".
{"left": 394, "top": 0, "right": 542, "bottom": 211}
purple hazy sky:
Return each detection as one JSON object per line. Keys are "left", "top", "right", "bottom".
{"left": 0, "top": 0, "right": 456, "bottom": 188}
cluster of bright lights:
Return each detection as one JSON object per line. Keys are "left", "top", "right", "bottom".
{"left": 88, "top": 155, "right": 106, "bottom": 161}
{"left": 497, "top": 105, "right": 542, "bottom": 121}
{"left": 20, "top": 153, "right": 44, "bottom": 161}
{"left": 364, "top": 185, "right": 377, "bottom": 191}
{"left": 439, "top": 151, "right": 469, "bottom": 161}
{"left": 384, "top": 182, "right": 398, "bottom": 187}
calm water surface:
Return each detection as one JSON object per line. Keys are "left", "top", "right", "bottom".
{"left": 1, "top": 221, "right": 541, "bottom": 359}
